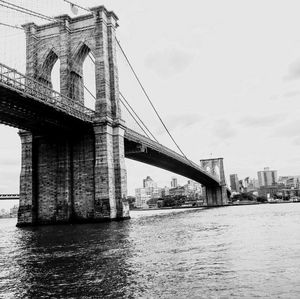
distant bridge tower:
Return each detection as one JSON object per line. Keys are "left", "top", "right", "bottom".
{"left": 18, "top": 6, "right": 129, "bottom": 226}
{"left": 200, "top": 158, "right": 228, "bottom": 206}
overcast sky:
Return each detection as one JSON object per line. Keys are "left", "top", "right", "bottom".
{"left": 1, "top": 0, "right": 300, "bottom": 209}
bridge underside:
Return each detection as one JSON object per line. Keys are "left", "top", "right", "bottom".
{"left": 0, "top": 84, "right": 228, "bottom": 226}
{"left": 17, "top": 123, "right": 129, "bottom": 226}
{"left": 124, "top": 133, "right": 228, "bottom": 206}
{"left": 124, "top": 140, "right": 219, "bottom": 187}
{"left": 0, "top": 85, "right": 91, "bottom": 134}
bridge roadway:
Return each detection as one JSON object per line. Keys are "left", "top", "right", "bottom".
{"left": 0, "top": 194, "right": 20, "bottom": 200}
{"left": 0, "top": 63, "right": 93, "bottom": 134}
{"left": 0, "top": 62, "right": 221, "bottom": 187}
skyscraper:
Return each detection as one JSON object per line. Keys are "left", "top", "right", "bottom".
{"left": 171, "top": 177, "right": 178, "bottom": 188}
{"left": 257, "top": 167, "right": 278, "bottom": 187}
{"left": 143, "top": 176, "right": 156, "bottom": 188}
{"left": 136, "top": 176, "right": 161, "bottom": 208}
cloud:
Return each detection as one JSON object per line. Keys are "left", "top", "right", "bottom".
{"left": 145, "top": 46, "right": 194, "bottom": 77}
{"left": 293, "top": 137, "right": 300, "bottom": 146}
{"left": 283, "top": 90, "right": 300, "bottom": 98}
{"left": 212, "top": 119, "right": 237, "bottom": 139}
{"left": 270, "top": 120, "right": 300, "bottom": 138}
{"left": 239, "top": 114, "right": 285, "bottom": 128}
{"left": 155, "top": 113, "right": 202, "bottom": 135}
{"left": 284, "top": 59, "right": 300, "bottom": 81}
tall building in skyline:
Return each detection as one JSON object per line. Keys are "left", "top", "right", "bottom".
{"left": 257, "top": 167, "right": 278, "bottom": 187}
{"left": 171, "top": 177, "right": 178, "bottom": 188}
{"left": 143, "top": 176, "right": 156, "bottom": 188}
{"left": 135, "top": 176, "right": 161, "bottom": 208}
{"left": 230, "top": 174, "right": 239, "bottom": 192}
{"left": 247, "top": 178, "right": 259, "bottom": 191}
{"left": 184, "top": 180, "right": 202, "bottom": 198}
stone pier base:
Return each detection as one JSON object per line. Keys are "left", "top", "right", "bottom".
{"left": 203, "top": 185, "right": 228, "bottom": 206}
{"left": 17, "top": 126, "right": 129, "bottom": 227}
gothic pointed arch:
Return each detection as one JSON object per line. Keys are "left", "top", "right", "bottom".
{"left": 38, "top": 48, "right": 59, "bottom": 87}
{"left": 70, "top": 42, "right": 96, "bottom": 104}
{"left": 71, "top": 41, "right": 96, "bottom": 72}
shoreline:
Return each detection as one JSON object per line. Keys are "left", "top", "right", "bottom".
{"left": 131, "top": 200, "right": 300, "bottom": 212}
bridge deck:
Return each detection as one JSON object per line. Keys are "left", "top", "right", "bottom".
{"left": 0, "top": 62, "right": 222, "bottom": 187}
{"left": 124, "top": 128, "right": 220, "bottom": 186}
{"left": 0, "top": 63, "right": 93, "bottom": 133}
{"left": 0, "top": 194, "right": 20, "bottom": 200}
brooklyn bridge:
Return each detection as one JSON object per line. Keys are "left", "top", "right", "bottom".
{"left": 0, "top": 5, "right": 229, "bottom": 226}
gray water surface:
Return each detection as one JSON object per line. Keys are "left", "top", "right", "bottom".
{"left": 1, "top": 204, "right": 300, "bottom": 298}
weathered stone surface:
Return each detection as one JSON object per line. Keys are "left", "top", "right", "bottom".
{"left": 17, "top": 131, "right": 36, "bottom": 226}
{"left": 200, "top": 158, "right": 228, "bottom": 206}
{"left": 18, "top": 6, "right": 129, "bottom": 226}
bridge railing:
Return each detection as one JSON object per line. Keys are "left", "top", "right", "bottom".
{"left": 0, "top": 194, "right": 20, "bottom": 199}
{"left": 124, "top": 128, "right": 220, "bottom": 183}
{"left": 0, "top": 62, "right": 94, "bottom": 122}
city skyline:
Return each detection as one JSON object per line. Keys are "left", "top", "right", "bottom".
{"left": 1, "top": 0, "right": 300, "bottom": 203}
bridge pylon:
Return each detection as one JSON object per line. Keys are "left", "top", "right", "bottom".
{"left": 200, "top": 158, "right": 228, "bottom": 206}
{"left": 17, "top": 6, "right": 129, "bottom": 226}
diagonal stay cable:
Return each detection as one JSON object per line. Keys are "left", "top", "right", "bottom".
{"left": 1, "top": 1, "right": 198, "bottom": 170}
{"left": 116, "top": 38, "right": 191, "bottom": 162}
{"left": 87, "top": 54, "right": 157, "bottom": 141}
{"left": 82, "top": 77, "right": 151, "bottom": 139}
{"left": 119, "top": 97, "right": 152, "bottom": 139}
{"left": 83, "top": 84, "right": 95, "bottom": 100}
{"left": 1, "top": 1, "right": 169, "bottom": 153}
{"left": 119, "top": 92, "right": 159, "bottom": 143}
{"left": 0, "top": 0, "right": 186, "bottom": 159}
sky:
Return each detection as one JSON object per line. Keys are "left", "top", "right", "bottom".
{"left": 1, "top": 0, "right": 300, "bottom": 209}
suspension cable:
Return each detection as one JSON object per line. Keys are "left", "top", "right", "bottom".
{"left": 116, "top": 39, "right": 190, "bottom": 161}
{"left": 119, "top": 92, "right": 159, "bottom": 142}
{"left": 0, "top": 1, "right": 192, "bottom": 164}
{"left": 119, "top": 97, "right": 151, "bottom": 139}
{"left": 62, "top": 0, "right": 90, "bottom": 13}
{"left": 87, "top": 54, "right": 157, "bottom": 141}
{"left": 0, "top": 22, "right": 23, "bottom": 30}
{"left": 0, "top": 0, "right": 56, "bottom": 22}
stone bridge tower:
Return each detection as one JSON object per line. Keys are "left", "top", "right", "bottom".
{"left": 18, "top": 6, "right": 129, "bottom": 226}
{"left": 200, "top": 158, "right": 228, "bottom": 206}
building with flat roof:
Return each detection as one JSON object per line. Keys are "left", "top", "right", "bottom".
{"left": 171, "top": 177, "right": 178, "bottom": 188}
{"left": 257, "top": 167, "right": 277, "bottom": 187}
{"left": 135, "top": 176, "right": 162, "bottom": 208}
{"left": 278, "top": 176, "right": 300, "bottom": 188}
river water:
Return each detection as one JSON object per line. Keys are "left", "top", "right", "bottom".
{"left": 0, "top": 203, "right": 300, "bottom": 298}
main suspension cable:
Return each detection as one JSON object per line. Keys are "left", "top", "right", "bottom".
{"left": 82, "top": 75, "right": 151, "bottom": 139}
{"left": 116, "top": 39, "right": 190, "bottom": 161}
{"left": 0, "top": 22, "right": 23, "bottom": 30}
{"left": 0, "top": 1, "right": 193, "bottom": 165}
{"left": 62, "top": 0, "right": 90, "bottom": 13}
{"left": 87, "top": 54, "right": 157, "bottom": 141}
{"left": 119, "top": 97, "right": 151, "bottom": 139}
{"left": 119, "top": 92, "right": 159, "bottom": 142}
{"left": 0, "top": 0, "right": 56, "bottom": 22}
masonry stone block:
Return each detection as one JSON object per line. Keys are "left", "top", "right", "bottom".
{"left": 18, "top": 6, "right": 129, "bottom": 226}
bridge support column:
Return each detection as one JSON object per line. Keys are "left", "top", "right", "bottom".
{"left": 94, "top": 122, "right": 129, "bottom": 220}
{"left": 204, "top": 185, "right": 228, "bottom": 206}
{"left": 17, "top": 131, "right": 37, "bottom": 226}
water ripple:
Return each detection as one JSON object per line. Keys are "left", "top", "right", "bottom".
{"left": 0, "top": 204, "right": 300, "bottom": 298}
